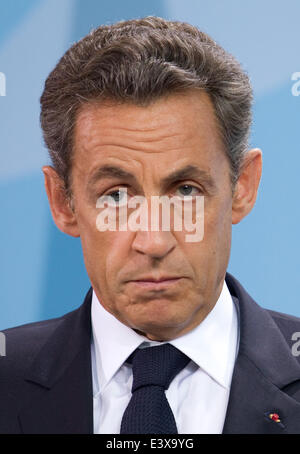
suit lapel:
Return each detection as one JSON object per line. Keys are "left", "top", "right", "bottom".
{"left": 18, "top": 288, "right": 94, "bottom": 434}
{"left": 222, "top": 349, "right": 300, "bottom": 433}
{"left": 18, "top": 275, "right": 300, "bottom": 433}
{"left": 223, "top": 274, "right": 300, "bottom": 434}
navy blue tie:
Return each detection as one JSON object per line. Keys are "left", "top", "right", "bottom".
{"left": 120, "top": 343, "right": 190, "bottom": 434}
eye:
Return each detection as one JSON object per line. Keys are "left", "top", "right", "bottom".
{"left": 175, "top": 184, "right": 201, "bottom": 198}
{"left": 107, "top": 189, "right": 127, "bottom": 203}
{"left": 97, "top": 188, "right": 128, "bottom": 207}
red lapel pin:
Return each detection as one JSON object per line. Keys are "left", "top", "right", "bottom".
{"left": 269, "top": 413, "right": 281, "bottom": 423}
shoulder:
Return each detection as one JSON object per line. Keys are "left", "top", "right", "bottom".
{"left": 267, "top": 308, "right": 300, "bottom": 351}
{"left": 1, "top": 307, "right": 79, "bottom": 376}
{"left": 267, "top": 308, "right": 300, "bottom": 325}
{"left": 267, "top": 307, "right": 300, "bottom": 333}
{"left": 1, "top": 287, "right": 92, "bottom": 374}
{"left": 0, "top": 290, "right": 92, "bottom": 432}
{"left": 227, "top": 272, "right": 300, "bottom": 344}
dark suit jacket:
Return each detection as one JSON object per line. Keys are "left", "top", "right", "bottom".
{"left": 1, "top": 273, "right": 300, "bottom": 434}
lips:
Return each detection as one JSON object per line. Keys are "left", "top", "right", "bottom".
{"left": 132, "top": 275, "right": 182, "bottom": 283}
{"left": 128, "top": 276, "right": 182, "bottom": 289}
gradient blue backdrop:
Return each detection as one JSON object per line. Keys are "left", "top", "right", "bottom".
{"left": 1, "top": 0, "right": 299, "bottom": 329}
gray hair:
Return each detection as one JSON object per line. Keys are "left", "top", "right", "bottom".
{"left": 40, "top": 16, "right": 253, "bottom": 197}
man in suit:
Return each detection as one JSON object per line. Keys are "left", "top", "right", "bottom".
{"left": 1, "top": 16, "right": 300, "bottom": 434}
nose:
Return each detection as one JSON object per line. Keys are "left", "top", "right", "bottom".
{"left": 132, "top": 229, "right": 176, "bottom": 259}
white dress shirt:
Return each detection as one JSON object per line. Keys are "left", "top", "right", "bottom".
{"left": 91, "top": 280, "right": 239, "bottom": 434}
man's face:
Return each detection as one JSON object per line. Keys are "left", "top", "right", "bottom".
{"left": 68, "top": 91, "right": 234, "bottom": 340}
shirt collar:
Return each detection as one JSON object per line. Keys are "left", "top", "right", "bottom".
{"left": 91, "top": 279, "right": 238, "bottom": 393}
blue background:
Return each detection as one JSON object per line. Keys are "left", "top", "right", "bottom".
{"left": 1, "top": 0, "right": 299, "bottom": 329}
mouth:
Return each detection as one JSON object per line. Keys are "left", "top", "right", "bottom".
{"left": 128, "top": 277, "right": 183, "bottom": 290}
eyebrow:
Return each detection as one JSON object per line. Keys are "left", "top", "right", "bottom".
{"left": 161, "top": 165, "right": 217, "bottom": 193}
{"left": 87, "top": 164, "right": 217, "bottom": 194}
{"left": 87, "top": 166, "right": 139, "bottom": 192}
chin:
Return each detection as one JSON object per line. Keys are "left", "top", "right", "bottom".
{"left": 130, "top": 311, "right": 191, "bottom": 340}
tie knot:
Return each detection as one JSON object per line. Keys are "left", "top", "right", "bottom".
{"left": 129, "top": 343, "right": 190, "bottom": 393}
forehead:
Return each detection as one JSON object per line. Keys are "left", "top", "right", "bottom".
{"left": 74, "top": 91, "right": 221, "bottom": 144}
{"left": 72, "top": 91, "right": 229, "bottom": 184}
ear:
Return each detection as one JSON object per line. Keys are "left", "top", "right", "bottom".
{"left": 42, "top": 166, "right": 80, "bottom": 237}
{"left": 232, "top": 148, "right": 262, "bottom": 225}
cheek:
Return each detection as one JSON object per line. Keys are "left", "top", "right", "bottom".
{"left": 75, "top": 207, "right": 114, "bottom": 281}
{"left": 205, "top": 193, "right": 232, "bottom": 236}
{"left": 80, "top": 229, "right": 133, "bottom": 306}
{"left": 182, "top": 197, "right": 232, "bottom": 268}
{"left": 103, "top": 231, "right": 132, "bottom": 274}
{"left": 204, "top": 198, "right": 232, "bottom": 272}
